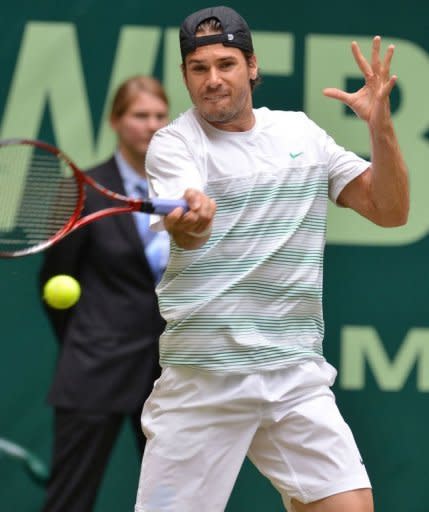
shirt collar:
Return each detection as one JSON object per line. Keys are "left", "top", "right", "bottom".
{"left": 114, "top": 150, "right": 147, "bottom": 196}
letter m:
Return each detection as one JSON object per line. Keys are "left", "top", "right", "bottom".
{"left": 340, "top": 326, "right": 429, "bottom": 391}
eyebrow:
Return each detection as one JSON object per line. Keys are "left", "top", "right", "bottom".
{"left": 187, "top": 55, "right": 237, "bottom": 65}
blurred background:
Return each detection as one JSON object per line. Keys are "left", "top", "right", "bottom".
{"left": 0, "top": 1, "right": 428, "bottom": 510}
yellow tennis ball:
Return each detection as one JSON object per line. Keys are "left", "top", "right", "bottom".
{"left": 43, "top": 275, "right": 81, "bottom": 310}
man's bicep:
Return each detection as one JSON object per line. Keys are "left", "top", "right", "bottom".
{"left": 146, "top": 133, "right": 203, "bottom": 230}
{"left": 336, "top": 166, "right": 375, "bottom": 216}
{"left": 146, "top": 133, "right": 203, "bottom": 199}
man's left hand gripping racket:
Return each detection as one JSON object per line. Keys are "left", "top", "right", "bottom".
{"left": 0, "top": 138, "right": 188, "bottom": 258}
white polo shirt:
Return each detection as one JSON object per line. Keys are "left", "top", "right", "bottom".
{"left": 146, "top": 107, "right": 369, "bottom": 372}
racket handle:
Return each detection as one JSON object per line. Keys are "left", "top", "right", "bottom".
{"left": 144, "top": 198, "right": 189, "bottom": 215}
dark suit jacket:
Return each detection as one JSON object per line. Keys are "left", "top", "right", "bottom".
{"left": 39, "top": 157, "right": 164, "bottom": 413}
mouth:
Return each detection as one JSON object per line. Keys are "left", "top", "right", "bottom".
{"left": 203, "top": 94, "right": 228, "bottom": 103}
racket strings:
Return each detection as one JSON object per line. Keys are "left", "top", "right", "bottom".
{"left": 0, "top": 145, "right": 81, "bottom": 254}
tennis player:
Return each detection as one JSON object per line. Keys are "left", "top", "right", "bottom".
{"left": 134, "top": 6, "right": 409, "bottom": 512}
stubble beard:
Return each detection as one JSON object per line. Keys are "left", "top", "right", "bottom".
{"left": 201, "top": 106, "right": 237, "bottom": 124}
{"left": 199, "top": 93, "right": 248, "bottom": 126}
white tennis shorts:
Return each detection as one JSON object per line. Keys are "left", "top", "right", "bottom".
{"left": 134, "top": 360, "right": 371, "bottom": 512}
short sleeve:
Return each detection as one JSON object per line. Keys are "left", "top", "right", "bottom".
{"left": 146, "top": 128, "right": 204, "bottom": 230}
{"left": 303, "top": 115, "right": 370, "bottom": 204}
{"left": 324, "top": 132, "right": 370, "bottom": 203}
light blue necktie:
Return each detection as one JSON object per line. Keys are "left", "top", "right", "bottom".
{"left": 133, "top": 182, "right": 169, "bottom": 284}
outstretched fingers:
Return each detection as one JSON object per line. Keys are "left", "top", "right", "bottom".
{"left": 323, "top": 36, "right": 398, "bottom": 121}
{"left": 351, "top": 40, "right": 373, "bottom": 78}
{"left": 382, "top": 44, "right": 395, "bottom": 79}
{"left": 370, "top": 35, "right": 382, "bottom": 74}
{"left": 322, "top": 87, "right": 351, "bottom": 104}
{"left": 353, "top": 36, "right": 393, "bottom": 80}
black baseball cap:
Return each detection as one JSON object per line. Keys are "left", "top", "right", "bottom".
{"left": 179, "top": 6, "right": 254, "bottom": 61}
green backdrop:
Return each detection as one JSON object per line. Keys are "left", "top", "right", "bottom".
{"left": 1, "top": 1, "right": 428, "bottom": 510}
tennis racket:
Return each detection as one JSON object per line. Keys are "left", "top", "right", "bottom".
{"left": 0, "top": 138, "right": 188, "bottom": 258}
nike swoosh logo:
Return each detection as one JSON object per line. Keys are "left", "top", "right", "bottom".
{"left": 290, "top": 152, "right": 304, "bottom": 159}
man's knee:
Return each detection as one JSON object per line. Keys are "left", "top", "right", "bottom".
{"left": 290, "top": 488, "right": 373, "bottom": 512}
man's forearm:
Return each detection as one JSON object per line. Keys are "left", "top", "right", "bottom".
{"left": 369, "top": 120, "right": 409, "bottom": 226}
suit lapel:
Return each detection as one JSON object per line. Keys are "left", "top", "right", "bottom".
{"left": 102, "top": 159, "right": 149, "bottom": 264}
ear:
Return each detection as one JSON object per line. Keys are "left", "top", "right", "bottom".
{"left": 248, "top": 54, "right": 258, "bottom": 80}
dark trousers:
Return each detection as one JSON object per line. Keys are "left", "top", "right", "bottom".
{"left": 41, "top": 408, "right": 145, "bottom": 512}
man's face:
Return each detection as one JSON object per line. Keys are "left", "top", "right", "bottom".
{"left": 110, "top": 90, "right": 169, "bottom": 160}
{"left": 182, "top": 44, "right": 258, "bottom": 130}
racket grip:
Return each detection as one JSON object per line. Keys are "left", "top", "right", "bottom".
{"left": 150, "top": 198, "right": 189, "bottom": 215}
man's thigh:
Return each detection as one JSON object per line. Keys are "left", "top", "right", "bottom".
{"left": 135, "top": 367, "right": 260, "bottom": 512}
{"left": 247, "top": 361, "right": 371, "bottom": 510}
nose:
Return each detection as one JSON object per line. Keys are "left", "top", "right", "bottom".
{"left": 147, "top": 116, "right": 163, "bottom": 131}
{"left": 206, "top": 66, "right": 222, "bottom": 88}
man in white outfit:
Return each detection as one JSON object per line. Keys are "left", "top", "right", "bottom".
{"left": 135, "top": 6, "right": 409, "bottom": 512}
